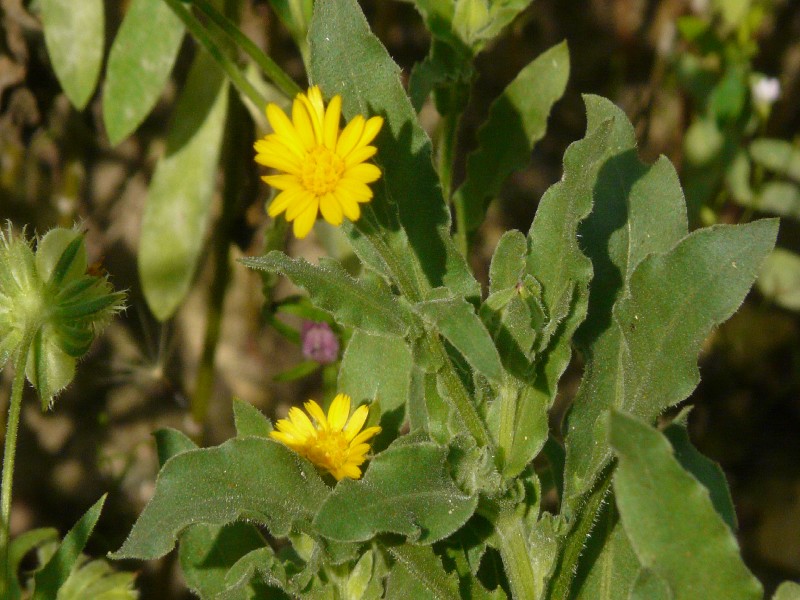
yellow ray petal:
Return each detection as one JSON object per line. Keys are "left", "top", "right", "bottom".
{"left": 343, "top": 145, "right": 377, "bottom": 169}
{"left": 268, "top": 187, "right": 305, "bottom": 217}
{"left": 306, "top": 86, "right": 326, "bottom": 123}
{"left": 344, "top": 405, "right": 369, "bottom": 441}
{"left": 327, "top": 393, "right": 351, "bottom": 431}
{"left": 345, "top": 163, "right": 382, "bottom": 184}
{"left": 292, "top": 97, "right": 317, "bottom": 149}
{"left": 336, "top": 116, "right": 365, "bottom": 158}
{"left": 304, "top": 400, "right": 329, "bottom": 430}
{"left": 292, "top": 201, "right": 318, "bottom": 238}
{"left": 337, "top": 178, "right": 374, "bottom": 202}
{"left": 266, "top": 104, "right": 304, "bottom": 148}
{"left": 319, "top": 193, "right": 343, "bottom": 226}
{"left": 287, "top": 407, "right": 317, "bottom": 438}
{"left": 350, "top": 425, "right": 382, "bottom": 447}
{"left": 262, "top": 174, "right": 301, "bottom": 191}
{"left": 334, "top": 189, "right": 361, "bottom": 221}
{"left": 323, "top": 94, "right": 342, "bottom": 150}
{"left": 357, "top": 116, "right": 384, "bottom": 148}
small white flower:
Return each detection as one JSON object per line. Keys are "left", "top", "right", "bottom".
{"left": 752, "top": 76, "right": 781, "bottom": 106}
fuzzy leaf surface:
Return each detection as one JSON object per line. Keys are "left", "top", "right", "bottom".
{"left": 309, "top": 0, "right": 479, "bottom": 301}
{"left": 314, "top": 442, "right": 477, "bottom": 544}
{"left": 139, "top": 50, "right": 229, "bottom": 321}
{"left": 112, "top": 438, "right": 329, "bottom": 559}
{"left": 40, "top": 0, "right": 104, "bottom": 109}
{"left": 242, "top": 252, "right": 412, "bottom": 337}
{"left": 233, "top": 399, "right": 273, "bottom": 438}
{"left": 102, "top": 0, "right": 185, "bottom": 145}
{"left": 455, "top": 41, "right": 569, "bottom": 231}
{"left": 610, "top": 411, "right": 762, "bottom": 600}
{"left": 385, "top": 544, "right": 461, "bottom": 600}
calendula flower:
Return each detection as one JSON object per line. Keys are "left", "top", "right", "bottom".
{"left": 270, "top": 393, "right": 381, "bottom": 481}
{"left": 254, "top": 86, "right": 384, "bottom": 238}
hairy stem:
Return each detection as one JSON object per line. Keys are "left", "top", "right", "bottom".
{"left": 494, "top": 506, "right": 540, "bottom": 600}
{"left": 0, "top": 331, "right": 34, "bottom": 596}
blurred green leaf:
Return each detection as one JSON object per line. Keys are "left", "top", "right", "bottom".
{"left": 309, "top": 0, "right": 479, "bottom": 301}
{"left": 712, "top": 0, "right": 751, "bottom": 28}
{"left": 628, "top": 569, "right": 671, "bottom": 600}
{"left": 233, "top": 398, "right": 273, "bottom": 438}
{"left": 273, "top": 360, "right": 319, "bottom": 382}
{"left": 455, "top": 41, "right": 570, "bottom": 232}
{"left": 757, "top": 248, "right": 800, "bottom": 310}
{"left": 8, "top": 528, "right": 58, "bottom": 600}
{"left": 750, "top": 138, "right": 800, "bottom": 181}
{"left": 749, "top": 181, "right": 800, "bottom": 219}
{"left": 314, "top": 441, "right": 477, "bottom": 544}
{"left": 102, "top": 0, "right": 185, "bottom": 145}
{"left": 139, "top": 50, "right": 229, "bottom": 321}
{"left": 773, "top": 581, "right": 800, "bottom": 600}
{"left": 385, "top": 544, "right": 461, "bottom": 599}
{"left": 111, "top": 438, "right": 329, "bottom": 560}
{"left": 32, "top": 494, "right": 107, "bottom": 600}
{"left": 684, "top": 118, "right": 724, "bottom": 165}
{"left": 52, "top": 557, "right": 137, "bottom": 600}
{"left": 242, "top": 252, "right": 413, "bottom": 337}
{"left": 610, "top": 411, "right": 762, "bottom": 600}
{"left": 39, "top": 0, "right": 104, "bottom": 109}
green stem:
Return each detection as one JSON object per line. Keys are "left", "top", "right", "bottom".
{"left": 192, "top": 0, "right": 302, "bottom": 99}
{"left": 163, "top": 0, "right": 268, "bottom": 110}
{"left": 0, "top": 330, "right": 34, "bottom": 596}
{"left": 545, "top": 463, "right": 614, "bottom": 599}
{"left": 493, "top": 506, "right": 540, "bottom": 600}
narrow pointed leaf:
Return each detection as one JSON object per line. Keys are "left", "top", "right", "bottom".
{"left": 111, "top": 438, "right": 329, "bottom": 560}
{"left": 39, "top": 0, "right": 104, "bottom": 109}
{"left": 32, "top": 494, "right": 107, "bottom": 600}
{"left": 139, "top": 50, "right": 229, "bottom": 321}
{"left": 242, "top": 252, "right": 412, "bottom": 336}
{"left": 309, "top": 0, "right": 479, "bottom": 301}
{"left": 455, "top": 42, "right": 569, "bottom": 231}
{"left": 102, "top": 0, "right": 185, "bottom": 145}
{"left": 154, "top": 428, "right": 197, "bottom": 467}
{"left": 314, "top": 441, "right": 477, "bottom": 544}
{"left": 610, "top": 411, "right": 762, "bottom": 600}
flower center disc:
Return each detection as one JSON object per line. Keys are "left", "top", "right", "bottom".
{"left": 301, "top": 146, "right": 345, "bottom": 196}
{"left": 305, "top": 429, "right": 350, "bottom": 472}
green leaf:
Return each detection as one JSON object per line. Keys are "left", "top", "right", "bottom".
{"left": 102, "top": 0, "right": 185, "bottom": 145}
{"left": 32, "top": 494, "right": 107, "bottom": 600}
{"left": 242, "top": 252, "right": 413, "bottom": 337}
{"left": 233, "top": 398, "right": 273, "bottom": 438}
{"left": 454, "top": 41, "right": 570, "bottom": 232}
{"left": 52, "top": 557, "right": 137, "bottom": 600}
{"left": 385, "top": 544, "right": 461, "bottom": 600}
{"left": 39, "top": 0, "right": 104, "bottom": 109}
{"left": 758, "top": 248, "right": 800, "bottom": 310}
{"left": 8, "top": 528, "right": 58, "bottom": 600}
{"left": 139, "top": 50, "right": 229, "bottom": 321}
{"left": 750, "top": 138, "right": 800, "bottom": 181}
{"left": 179, "top": 523, "right": 267, "bottom": 598}
{"left": 314, "top": 441, "right": 477, "bottom": 544}
{"left": 773, "top": 581, "right": 800, "bottom": 600}
{"left": 154, "top": 428, "right": 197, "bottom": 469}
{"left": 571, "top": 502, "right": 641, "bottom": 600}
{"left": 609, "top": 411, "right": 762, "bottom": 600}
{"left": 220, "top": 546, "right": 289, "bottom": 599}
{"left": 628, "top": 570, "right": 672, "bottom": 600}
{"left": 111, "top": 438, "right": 329, "bottom": 560}
{"left": 488, "top": 230, "right": 527, "bottom": 294}
{"left": 27, "top": 326, "right": 75, "bottom": 410}
{"left": 567, "top": 220, "right": 777, "bottom": 503}
{"left": 338, "top": 330, "right": 413, "bottom": 445}
{"left": 512, "top": 100, "right": 621, "bottom": 479}
{"left": 663, "top": 423, "right": 736, "bottom": 530}
{"left": 560, "top": 95, "right": 713, "bottom": 503}
{"left": 415, "top": 290, "right": 504, "bottom": 384}
{"left": 309, "top": 0, "right": 479, "bottom": 301}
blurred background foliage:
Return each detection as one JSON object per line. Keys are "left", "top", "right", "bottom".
{"left": 1, "top": 0, "right": 800, "bottom": 597}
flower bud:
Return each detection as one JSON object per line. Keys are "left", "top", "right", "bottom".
{"left": 0, "top": 224, "right": 125, "bottom": 408}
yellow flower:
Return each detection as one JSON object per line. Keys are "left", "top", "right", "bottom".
{"left": 254, "top": 86, "right": 384, "bottom": 239}
{"left": 270, "top": 393, "right": 381, "bottom": 481}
